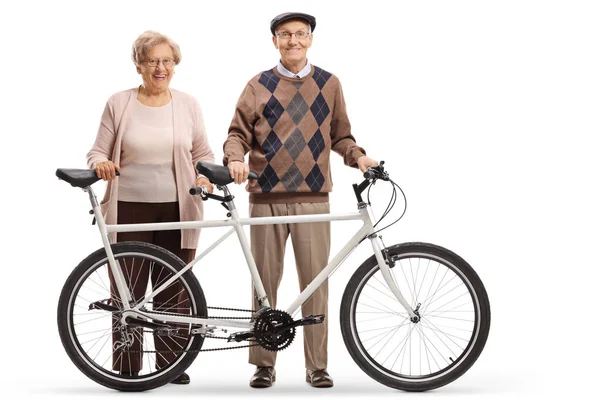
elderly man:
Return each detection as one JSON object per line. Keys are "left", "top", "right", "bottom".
{"left": 223, "top": 12, "right": 378, "bottom": 388}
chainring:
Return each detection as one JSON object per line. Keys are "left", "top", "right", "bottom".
{"left": 254, "top": 309, "right": 295, "bottom": 352}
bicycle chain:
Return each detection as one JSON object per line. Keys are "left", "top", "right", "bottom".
{"left": 122, "top": 305, "right": 260, "bottom": 353}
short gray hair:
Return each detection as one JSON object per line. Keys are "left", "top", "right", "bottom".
{"left": 131, "top": 30, "right": 182, "bottom": 66}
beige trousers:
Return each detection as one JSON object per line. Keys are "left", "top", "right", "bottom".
{"left": 248, "top": 202, "right": 331, "bottom": 371}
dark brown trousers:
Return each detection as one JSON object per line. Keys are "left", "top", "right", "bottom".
{"left": 110, "top": 201, "right": 195, "bottom": 372}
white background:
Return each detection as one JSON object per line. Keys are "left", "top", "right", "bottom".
{"left": 1, "top": 0, "right": 599, "bottom": 399}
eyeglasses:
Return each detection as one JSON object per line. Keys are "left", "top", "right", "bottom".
{"left": 145, "top": 58, "right": 175, "bottom": 68}
{"left": 276, "top": 31, "right": 310, "bottom": 40}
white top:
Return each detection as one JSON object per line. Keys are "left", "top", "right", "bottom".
{"left": 118, "top": 99, "right": 178, "bottom": 202}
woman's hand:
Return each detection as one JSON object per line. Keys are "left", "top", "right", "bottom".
{"left": 95, "top": 161, "right": 120, "bottom": 181}
{"left": 196, "top": 177, "right": 214, "bottom": 194}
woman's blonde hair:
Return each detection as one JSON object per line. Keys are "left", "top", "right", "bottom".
{"left": 131, "top": 30, "right": 182, "bottom": 66}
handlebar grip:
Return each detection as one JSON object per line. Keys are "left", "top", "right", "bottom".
{"left": 189, "top": 186, "right": 207, "bottom": 196}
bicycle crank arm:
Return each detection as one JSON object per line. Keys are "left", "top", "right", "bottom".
{"left": 227, "top": 330, "right": 255, "bottom": 342}
{"left": 273, "top": 314, "right": 325, "bottom": 334}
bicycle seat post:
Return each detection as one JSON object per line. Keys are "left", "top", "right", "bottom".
{"left": 84, "top": 186, "right": 98, "bottom": 209}
{"left": 220, "top": 185, "right": 238, "bottom": 220}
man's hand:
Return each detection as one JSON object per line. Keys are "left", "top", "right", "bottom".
{"left": 95, "top": 161, "right": 120, "bottom": 181}
{"left": 196, "top": 177, "right": 214, "bottom": 194}
{"left": 227, "top": 161, "right": 250, "bottom": 184}
{"left": 357, "top": 156, "right": 379, "bottom": 173}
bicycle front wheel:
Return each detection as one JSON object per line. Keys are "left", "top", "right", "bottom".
{"left": 340, "top": 242, "right": 490, "bottom": 391}
{"left": 57, "top": 242, "right": 207, "bottom": 391}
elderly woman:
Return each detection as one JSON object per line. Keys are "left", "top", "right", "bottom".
{"left": 86, "top": 31, "right": 214, "bottom": 385}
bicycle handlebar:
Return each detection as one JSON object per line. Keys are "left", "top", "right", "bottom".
{"left": 363, "top": 161, "right": 388, "bottom": 181}
{"left": 189, "top": 186, "right": 235, "bottom": 203}
{"left": 352, "top": 160, "right": 389, "bottom": 203}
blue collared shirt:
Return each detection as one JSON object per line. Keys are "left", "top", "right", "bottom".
{"left": 277, "top": 60, "right": 311, "bottom": 78}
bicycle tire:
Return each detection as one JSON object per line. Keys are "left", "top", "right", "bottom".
{"left": 57, "top": 242, "right": 206, "bottom": 391}
{"left": 340, "top": 242, "right": 490, "bottom": 391}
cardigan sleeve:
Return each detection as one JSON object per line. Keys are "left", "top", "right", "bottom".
{"left": 191, "top": 98, "right": 216, "bottom": 174}
{"left": 87, "top": 101, "right": 117, "bottom": 169}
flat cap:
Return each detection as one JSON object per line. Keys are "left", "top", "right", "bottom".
{"left": 270, "top": 12, "right": 316, "bottom": 35}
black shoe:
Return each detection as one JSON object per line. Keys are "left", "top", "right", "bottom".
{"left": 250, "top": 367, "right": 276, "bottom": 388}
{"left": 306, "top": 369, "right": 333, "bottom": 388}
{"left": 170, "top": 372, "right": 190, "bottom": 385}
{"left": 120, "top": 371, "right": 139, "bottom": 378}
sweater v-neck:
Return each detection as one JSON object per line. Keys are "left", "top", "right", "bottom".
{"left": 272, "top": 65, "right": 315, "bottom": 82}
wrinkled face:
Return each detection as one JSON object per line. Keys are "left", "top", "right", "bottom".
{"left": 136, "top": 42, "right": 175, "bottom": 92}
{"left": 272, "top": 19, "right": 313, "bottom": 66}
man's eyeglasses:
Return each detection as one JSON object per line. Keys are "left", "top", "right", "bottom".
{"left": 276, "top": 31, "right": 310, "bottom": 40}
{"left": 146, "top": 58, "right": 175, "bottom": 68}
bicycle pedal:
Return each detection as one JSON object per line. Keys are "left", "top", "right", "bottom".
{"left": 297, "top": 314, "right": 325, "bottom": 326}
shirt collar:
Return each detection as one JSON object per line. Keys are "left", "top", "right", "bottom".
{"left": 277, "top": 60, "right": 311, "bottom": 78}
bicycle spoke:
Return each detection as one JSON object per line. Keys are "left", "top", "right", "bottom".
{"left": 420, "top": 319, "right": 470, "bottom": 344}
{"left": 415, "top": 259, "right": 431, "bottom": 304}
{"left": 356, "top": 313, "right": 399, "bottom": 324}
{"left": 416, "top": 323, "right": 440, "bottom": 372}
{"left": 426, "top": 314, "right": 474, "bottom": 323}
{"left": 398, "top": 260, "right": 416, "bottom": 306}
{"left": 421, "top": 273, "right": 457, "bottom": 312}
{"left": 362, "top": 322, "right": 405, "bottom": 345}
{"left": 359, "top": 292, "right": 404, "bottom": 315}
{"left": 366, "top": 280, "right": 402, "bottom": 303}
{"left": 419, "top": 318, "right": 459, "bottom": 359}
{"left": 422, "top": 281, "right": 465, "bottom": 314}
{"left": 358, "top": 301, "right": 403, "bottom": 315}
{"left": 425, "top": 298, "right": 473, "bottom": 317}
{"left": 359, "top": 323, "right": 409, "bottom": 335}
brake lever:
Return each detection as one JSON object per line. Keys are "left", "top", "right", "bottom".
{"left": 200, "top": 186, "right": 208, "bottom": 201}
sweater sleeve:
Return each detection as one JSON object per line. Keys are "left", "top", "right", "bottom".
{"left": 87, "top": 101, "right": 116, "bottom": 169}
{"left": 191, "top": 98, "right": 216, "bottom": 173}
{"left": 330, "top": 81, "right": 366, "bottom": 168}
{"left": 223, "top": 83, "right": 257, "bottom": 165}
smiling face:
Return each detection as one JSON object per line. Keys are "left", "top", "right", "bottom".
{"left": 272, "top": 19, "right": 313, "bottom": 70}
{"left": 136, "top": 42, "right": 175, "bottom": 94}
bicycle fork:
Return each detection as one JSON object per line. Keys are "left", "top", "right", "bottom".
{"left": 369, "top": 234, "right": 419, "bottom": 321}
{"left": 363, "top": 206, "right": 418, "bottom": 321}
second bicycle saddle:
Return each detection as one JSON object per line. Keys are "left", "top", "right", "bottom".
{"left": 196, "top": 162, "right": 258, "bottom": 186}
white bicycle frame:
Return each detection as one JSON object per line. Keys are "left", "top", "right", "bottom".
{"left": 85, "top": 184, "right": 417, "bottom": 332}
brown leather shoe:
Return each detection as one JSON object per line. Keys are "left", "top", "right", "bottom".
{"left": 250, "top": 367, "right": 276, "bottom": 388}
{"left": 306, "top": 369, "right": 334, "bottom": 388}
{"left": 170, "top": 372, "right": 190, "bottom": 385}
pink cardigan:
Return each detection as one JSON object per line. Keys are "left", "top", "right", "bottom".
{"left": 87, "top": 88, "right": 215, "bottom": 249}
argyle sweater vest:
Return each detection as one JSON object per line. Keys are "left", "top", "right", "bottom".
{"left": 224, "top": 65, "right": 366, "bottom": 204}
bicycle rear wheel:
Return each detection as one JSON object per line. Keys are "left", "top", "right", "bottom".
{"left": 57, "top": 242, "right": 207, "bottom": 391}
{"left": 340, "top": 242, "right": 490, "bottom": 391}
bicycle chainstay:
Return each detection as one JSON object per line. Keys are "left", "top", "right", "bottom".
{"left": 120, "top": 306, "right": 260, "bottom": 353}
